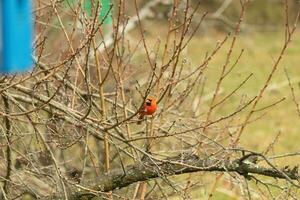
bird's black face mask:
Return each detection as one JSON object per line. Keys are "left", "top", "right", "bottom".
{"left": 146, "top": 99, "right": 152, "bottom": 106}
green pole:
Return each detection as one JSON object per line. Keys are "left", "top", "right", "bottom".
{"left": 99, "top": 0, "right": 112, "bottom": 24}
{"left": 67, "top": 0, "right": 112, "bottom": 24}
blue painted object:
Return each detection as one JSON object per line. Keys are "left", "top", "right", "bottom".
{"left": 0, "top": 0, "right": 33, "bottom": 74}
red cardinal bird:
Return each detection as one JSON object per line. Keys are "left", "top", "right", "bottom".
{"left": 137, "top": 97, "right": 157, "bottom": 124}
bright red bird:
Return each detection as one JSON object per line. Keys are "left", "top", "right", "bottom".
{"left": 137, "top": 97, "right": 157, "bottom": 124}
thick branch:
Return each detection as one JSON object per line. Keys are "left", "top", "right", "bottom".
{"left": 72, "top": 153, "right": 299, "bottom": 199}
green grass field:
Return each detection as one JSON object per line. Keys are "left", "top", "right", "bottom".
{"left": 136, "top": 24, "right": 300, "bottom": 199}
{"left": 187, "top": 30, "right": 300, "bottom": 155}
{"left": 186, "top": 30, "right": 300, "bottom": 199}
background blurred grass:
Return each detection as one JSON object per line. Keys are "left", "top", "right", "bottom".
{"left": 188, "top": 30, "right": 300, "bottom": 157}
{"left": 136, "top": 17, "right": 300, "bottom": 158}
{"left": 128, "top": 19, "right": 300, "bottom": 198}
{"left": 185, "top": 30, "right": 300, "bottom": 199}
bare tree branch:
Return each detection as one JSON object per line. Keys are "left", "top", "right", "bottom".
{"left": 71, "top": 153, "right": 299, "bottom": 199}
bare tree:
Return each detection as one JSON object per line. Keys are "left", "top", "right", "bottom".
{"left": 1, "top": 0, "right": 300, "bottom": 199}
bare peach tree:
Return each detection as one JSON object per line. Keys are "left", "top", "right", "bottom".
{"left": 1, "top": 0, "right": 300, "bottom": 199}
